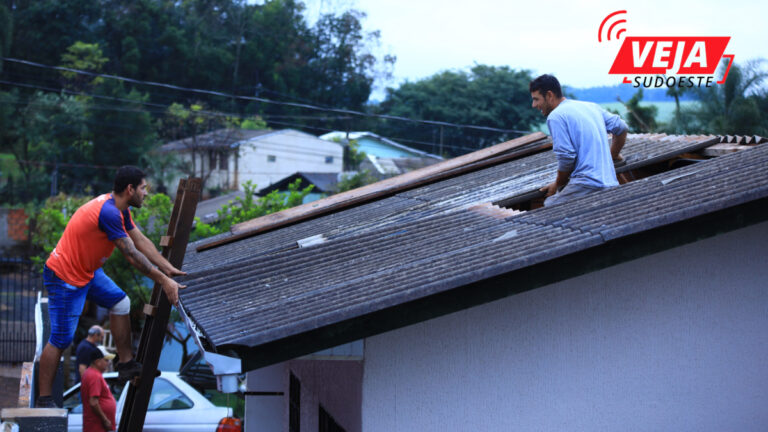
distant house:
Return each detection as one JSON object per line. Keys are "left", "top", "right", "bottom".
{"left": 158, "top": 129, "right": 343, "bottom": 196}
{"left": 257, "top": 172, "right": 340, "bottom": 204}
{"left": 319, "top": 131, "right": 442, "bottom": 177}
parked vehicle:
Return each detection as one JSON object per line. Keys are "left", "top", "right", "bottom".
{"left": 62, "top": 371, "right": 240, "bottom": 432}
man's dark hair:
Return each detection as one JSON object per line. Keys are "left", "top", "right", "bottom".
{"left": 529, "top": 74, "right": 563, "bottom": 98}
{"left": 114, "top": 165, "right": 146, "bottom": 193}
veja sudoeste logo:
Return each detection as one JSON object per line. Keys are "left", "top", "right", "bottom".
{"left": 599, "top": 10, "right": 734, "bottom": 88}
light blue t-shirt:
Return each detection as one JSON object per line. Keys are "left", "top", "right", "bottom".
{"left": 546, "top": 99, "right": 628, "bottom": 188}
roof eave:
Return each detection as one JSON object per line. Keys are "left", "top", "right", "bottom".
{"left": 217, "top": 196, "right": 768, "bottom": 372}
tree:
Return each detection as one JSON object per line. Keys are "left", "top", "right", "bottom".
{"left": 0, "top": 90, "right": 90, "bottom": 202}
{"left": 59, "top": 42, "right": 109, "bottom": 93}
{"left": 376, "top": 65, "right": 539, "bottom": 156}
{"left": 334, "top": 170, "right": 378, "bottom": 193}
{"left": 688, "top": 59, "right": 768, "bottom": 135}
{"left": 0, "top": 4, "right": 11, "bottom": 73}
{"left": 618, "top": 88, "right": 658, "bottom": 133}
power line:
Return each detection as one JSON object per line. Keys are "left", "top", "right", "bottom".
{"left": 0, "top": 78, "right": 481, "bottom": 153}
{"left": 2, "top": 57, "right": 533, "bottom": 135}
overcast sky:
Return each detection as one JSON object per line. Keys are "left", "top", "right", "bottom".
{"left": 303, "top": 0, "right": 767, "bottom": 99}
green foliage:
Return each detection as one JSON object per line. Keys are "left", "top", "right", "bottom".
{"left": 621, "top": 88, "right": 658, "bottom": 133}
{"left": 0, "top": 90, "right": 90, "bottom": 203}
{"left": 29, "top": 194, "right": 90, "bottom": 270}
{"left": 191, "top": 180, "right": 314, "bottom": 241}
{"left": 377, "top": 65, "right": 539, "bottom": 155}
{"left": 240, "top": 116, "right": 268, "bottom": 130}
{"left": 60, "top": 41, "right": 109, "bottom": 91}
{"left": 686, "top": 59, "right": 768, "bottom": 135}
{"left": 334, "top": 170, "right": 378, "bottom": 193}
{"left": 346, "top": 139, "right": 367, "bottom": 171}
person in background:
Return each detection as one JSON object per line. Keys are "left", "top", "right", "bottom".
{"left": 81, "top": 345, "right": 117, "bottom": 432}
{"left": 75, "top": 325, "right": 104, "bottom": 383}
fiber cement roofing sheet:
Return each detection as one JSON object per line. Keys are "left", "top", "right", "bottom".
{"left": 179, "top": 133, "right": 741, "bottom": 352}
{"left": 184, "top": 133, "right": 717, "bottom": 269}
{"left": 180, "top": 210, "right": 600, "bottom": 348}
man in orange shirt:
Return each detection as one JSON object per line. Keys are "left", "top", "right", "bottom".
{"left": 81, "top": 346, "right": 117, "bottom": 431}
{"left": 36, "top": 166, "right": 185, "bottom": 408}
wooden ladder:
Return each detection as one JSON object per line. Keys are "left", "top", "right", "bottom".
{"left": 118, "top": 177, "right": 201, "bottom": 432}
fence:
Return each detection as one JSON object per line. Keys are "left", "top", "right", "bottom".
{"left": 0, "top": 257, "right": 41, "bottom": 363}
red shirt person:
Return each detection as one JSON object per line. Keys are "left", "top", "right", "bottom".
{"left": 81, "top": 345, "right": 117, "bottom": 431}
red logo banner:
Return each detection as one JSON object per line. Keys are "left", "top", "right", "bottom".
{"left": 609, "top": 37, "right": 730, "bottom": 75}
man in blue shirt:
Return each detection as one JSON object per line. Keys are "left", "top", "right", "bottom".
{"left": 530, "top": 74, "right": 629, "bottom": 206}
{"left": 75, "top": 325, "right": 104, "bottom": 383}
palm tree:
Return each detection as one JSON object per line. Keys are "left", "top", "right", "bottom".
{"left": 690, "top": 58, "right": 768, "bottom": 135}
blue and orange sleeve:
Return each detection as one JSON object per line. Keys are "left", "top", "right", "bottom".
{"left": 98, "top": 204, "right": 130, "bottom": 241}
{"left": 122, "top": 208, "right": 135, "bottom": 232}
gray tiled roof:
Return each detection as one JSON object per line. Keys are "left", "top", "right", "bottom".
{"left": 178, "top": 133, "right": 768, "bottom": 367}
{"left": 158, "top": 129, "right": 274, "bottom": 152}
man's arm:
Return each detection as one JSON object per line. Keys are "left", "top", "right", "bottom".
{"left": 602, "top": 109, "right": 629, "bottom": 162}
{"left": 540, "top": 169, "right": 573, "bottom": 197}
{"left": 113, "top": 236, "right": 184, "bottom": 305}
{"left": 127, "top": 225, "right": 186, "bottom": 277}
{"left": 610, "top": 130, "right": 628, "bottom": 162}
{"left": 541, "top": 116, "right": 576, "bottom": 196}
{"left": 88, "top": 395, "right": 112, "bottom": 430}
{"left": 79, "top": 364, "right": 87, "bottom": 379}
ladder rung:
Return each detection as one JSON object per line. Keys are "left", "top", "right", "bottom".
{"left": 143, "top": 304, "right": 157, "bottom": 317}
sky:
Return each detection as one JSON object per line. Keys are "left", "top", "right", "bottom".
{"left": 303, "top": 0, "right": 768, "bottom": 99}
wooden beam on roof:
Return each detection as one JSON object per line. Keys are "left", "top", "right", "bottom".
{"left": 701, "top": 143, "right": 752, "bottom": 157}
{"left": 197, "top": 132, "right": 549, "bottom": 252}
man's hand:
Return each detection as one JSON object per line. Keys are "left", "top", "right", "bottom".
{"left": 160, "top": 276, "right": 185, "bottom": 306}
{"left": 540, "top": 182, "right": 558, "bottom": 197}
{"left": 160, "top": 263, "right": 186, "bottom": 278}
{"left": 102, "top": 418, "right": 113, "bottom": 430}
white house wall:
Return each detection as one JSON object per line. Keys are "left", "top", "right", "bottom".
{"left": 363, "top": 221, "right": 768, "bottom": 431}
{"left": 238, "top": 130, "right": 343, "bottom": 191}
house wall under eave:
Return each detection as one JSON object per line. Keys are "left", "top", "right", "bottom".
{"left": 363, "top": 221, "right": 768, "bottom": 431}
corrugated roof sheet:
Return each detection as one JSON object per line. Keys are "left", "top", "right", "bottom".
{"left": 178, "top": 133, "right": 767, "bottom": 360}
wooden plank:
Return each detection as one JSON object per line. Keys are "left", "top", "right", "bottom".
{"left": 118, "top": 178, "right": 201, "bottom": 432}
{"left": 197, "top": 132, "right": 548, "bottom": 251}
{"left": 701, "top": 143, "right": 752, "bottom": 157}
{"left": 142, "top": 304, "right": 157, "bottom": 317}
{"left": 18, "top": 362, "right": 33, "bottom": 408}
{"left": 159, "top": 236, "right": 173, "bottom": 247}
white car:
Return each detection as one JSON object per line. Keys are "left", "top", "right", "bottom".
{"left": 62, "top": 371, "right": 239, "bottom": 432}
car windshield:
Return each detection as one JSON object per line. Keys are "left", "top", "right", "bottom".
{"left": 63, "top": 377, "right": 191, "bottom": 413}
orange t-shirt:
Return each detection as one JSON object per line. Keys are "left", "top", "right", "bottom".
{"left": 46, "top": 194, "right": 134, "bottom": 287}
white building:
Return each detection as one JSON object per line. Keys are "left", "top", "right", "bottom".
{"left": 158, "top": 129, "right": 343, "bottom": 196}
